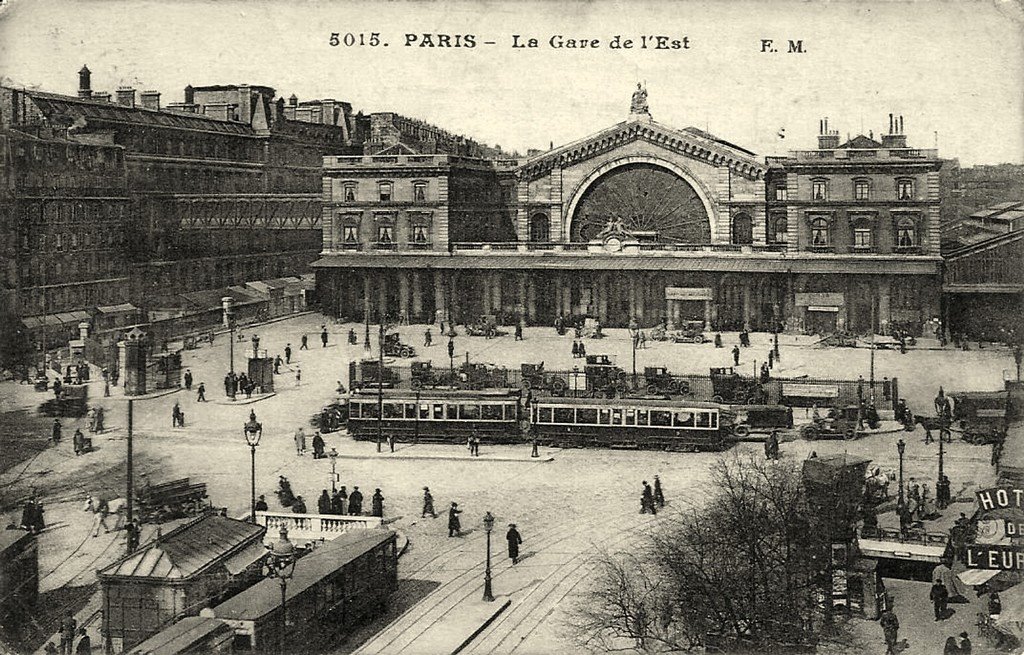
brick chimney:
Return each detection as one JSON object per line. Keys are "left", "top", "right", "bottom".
{"left": 92, "top": 92, "right": 112, "bottom": 103}
{"left": 78, "top": 65, "right": 92, "bottom": 98}
{"left": 881, "top": 113, "right": 908, "bottom": 149}
{"left": 817, "top": 117, "right": 839, "bottom": 149}
{"left": 140, "top": 90, "right": 161, "bottom": 111}
{"left": 116, "top": 86, "right": 136, "bottom": 108}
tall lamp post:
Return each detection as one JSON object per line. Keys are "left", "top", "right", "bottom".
{"left": 448, "top": 336, "right": 455, "bottom": 380}
{"left": 244, "top": 411, "right": 262, "bottom": 523}
{"left": 222, "top": 297, "right": 236, "bottom": 400}
{"left": 482, "top": 511, "right": 495, "bottom": 602}
{"left": 377, "top": 318, "right": 387, "bottom": 453}
{"left": 631, "top": 332, "right": 638, "bottom": 388}
{"left": 896, "top": 438, "right": 906, "bottom": 510}
{"left": 264, "top": 526, "right": 297, "bottom": 655}
{"left": 328, "top": 448, "right": 339, "bottom": 493}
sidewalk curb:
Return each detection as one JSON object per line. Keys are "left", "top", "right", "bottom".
{"left": 450, "top": 599, "right": 512, "bottom": 655}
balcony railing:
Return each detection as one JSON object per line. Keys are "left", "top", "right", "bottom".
{"left": 256, "top": 511, "right": 383, "bottom": 547}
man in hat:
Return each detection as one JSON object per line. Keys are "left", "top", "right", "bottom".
{"left": 294, "top": 427, "right": 306, "bottom": 456}
{"left": 422, "top": 487, "right": 437, "bottom": 518}
{"left": 653, "top": 475, "right": 665, "bottom": 508}
{"left": 255, "top": 495, "right": 268, "bottom": 512}
{"left": 312, "top": 432, "right": 325, "bottom": 459}
{"left": 52, "top": 418, "right": 62, "bottom": 445}
{"left": 371, "top": 489, "right": 385, "bottom": 517}
{"left": 507, "top": 523, "right": 523, "bottom": 564}
{"left": 318, "top": 489, "right": 332, "bottom": 515}
{"left": 958, "top": 631, "right": 972, "bottom": 654}
{"left": 291, "top": 495, "right": 307, "bottom": 514}
{"left": 333, "top": 486, "right": 347, "bottom": 515}
{"left": 732, "top": 345, "right": 740, "bottom": 366}
{"left": 197, "top": 382, "right": 206, "bottom": 402}
{"left": 348, "top": 487, "right": 363, "bottom": 515}
{"left": 448, "top": 502, "right": 462, "bottom": 537}
{"left": 641, "top": 481, "right": 656, "bottom": 515}
{"left": 930, "top": 579, "right": 949, "bottom": 621}
{"left": 321, "top": 326, "right": 329, "bottom": 348}
{"left": 880, "top": 606, "right": 899, "bottom": 655}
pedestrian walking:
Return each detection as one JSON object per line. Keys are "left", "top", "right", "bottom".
{"left": 104, "top": 379, "right": 111, "bottom": 397}
{"left": 274, "top": 355, "right": 282, "bottom": 374}
{"left": 321, "top": 326, "right": 329, "bottom": 347}
{"left": 348, "top": 486, "right": 363, "bottom": 515}
{"left": 372, "top": 489, "right": 384, "bottom": 517}
{"left": 285, "top": 344, "right": 292, "bottom": 364}
{"left": 183, "top": 369, "right": 193, "bottom": 390}
{"left": 641, "top": 481, "right": 657, "bottom": 515}
{"left": 294, "top": 427, "right": 306, "bottom": 455}
{"left": 422, "top": 487, "right": 437, "bottom": 518}
{"left": 768, "top": 349, "right": 775, "bottom": 369}
{"left": 59, "top": 615, "right": 77, "bottom": 655}
{"left": 506, "top": 523, "right": 523, "bottom": 564}
{"left": 296, "top": 368, "right": 301, "bottom": 386}
{"left": 424, "top": 328, "right": 433, "bottom": 347}
{"left": 578, "top": 341, "right": 587, "bottom": 359}
{"left": 472, "top": 436, "right": 480, "bottom": 456}
{"left": 318, "top": 490, "right": 331, "bottom": 514}
{"left": 769, "top": 429, "right": 780, "bottom": 460}
{"left": 388, "top": 433, "right": 396, "bottom": 452}
{"left": 959, "top": 631, "right": 972, "bottom": 654}
{"left": 73, "top": 428, "right": 85, "bottom": 455}
{"left": 515, "top": 321, "right": 523, "bottom": 341}
{"left": 255, "top": 495, "right": 268, "bottom": 512}
{"left": 448, "top": 502, "right": 462, "bottom": 537}
{"left": 291, "top": 495, "right": 307, "bottom": 514}
{"left": 90, "top": 496, "right": 111, "bottom": 537}
{"left": 571, "top": 340, "right": 579, "bottom": 359}
{"left": 732, "top": 345, "right": 740, "bottom": 366}
{"left": 880, "top": 607, "right": 900, "bottom": 655}
{"left": 531, "top": 437, "right": 540, "bottom": 458}
{"left": 301, "top": 334, "right": 309, "bottom": 350}
{"left": 931, "top": 580, "right": 949, "bottom": 620}
{"left": 197, "top": 382, "right": 206, "bottom": 402}
{"left": 653, "top": 475, "right": 665, "bottom": 508}
{"left": 95, "top": 407, "right": 104, "bottom": 433}
{"left": 52, "top": 418, "right": 62, "bottom": 445}
{"left": 943, "top": 636, "right": 960, "bottom": 655}
{"left": 312, "top": 432, "right": 325, "bottom": 459}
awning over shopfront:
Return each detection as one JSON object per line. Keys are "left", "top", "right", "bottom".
{"left": 21, "top": 310, "right": 90, "bottom": 330}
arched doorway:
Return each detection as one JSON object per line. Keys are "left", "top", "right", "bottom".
{"left": 570, "top": 163, "right": 711, "bottom": 243}
{"left": 529, "top": 214, "right": 550, "bottom": 242}
{"left": 731, "top": 213, "right": 753, "bottom": 245}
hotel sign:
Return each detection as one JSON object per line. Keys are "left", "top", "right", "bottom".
{"left": 665, "top": 287, "right": 713, "bottom": 301}
{"left": 965, "top": 487, "right": 1024, "bottom": 571}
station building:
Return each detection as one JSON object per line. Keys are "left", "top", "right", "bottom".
{"left": 314, "top": 95, "right": 944, "bottom": 335}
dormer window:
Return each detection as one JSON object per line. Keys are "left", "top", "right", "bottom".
{"left": 413, "top": 182, "right": 427, "bottom": 203}
{"left": 853, "top": 179, "right": 870, "bottom": 201}
{"left": 811, "top": 179, "right": 828, "bottom": 201}
{"left": 896, "top": 179, "right": 915, "bottom": 200}
{"left": 378, "top": 181, "right": 393, "bottom": 202}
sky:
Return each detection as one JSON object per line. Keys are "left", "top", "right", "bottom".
{"left": 0, "top": 0, "right": 1022, "bottom": 165}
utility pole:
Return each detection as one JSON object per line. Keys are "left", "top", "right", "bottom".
{"left": 126, "top": 398, "right": 134, "bottom": 526}
{"left": 869, "top": 301, "right": 876, "bottom": 403}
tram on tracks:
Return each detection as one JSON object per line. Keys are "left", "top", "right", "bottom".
{"left": 347, "top": 388, "right": 525, "bottom": 444}
{"left": 530, "top": 397, "right": 730, "bottom": 451}
{"left": 203, "top": 530, "right": 397, "bottom": 654}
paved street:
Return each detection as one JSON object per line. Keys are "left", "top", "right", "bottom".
{"left": 0, "top": 313, "right": 1013, "bottom": 654}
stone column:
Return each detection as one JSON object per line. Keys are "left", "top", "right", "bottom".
{"left": 742, "top": 281, "right": 753, "bottom": 332}
{"left": 628, "top": 276, "right": 638, "bottom": 324}
{"left": 877, "top": 278, "right": 891, "bottom": 335}
{"left": 411, "top": 271, "right": 423, "bottom": 321}
{"left": 398, "top": 271, "right": 410, "bottom": 323}
{"left": 493, "top": 273, "right": 503, "bottom": 318}
{"left": 562, "top": 275, "right": 573, "bottom": 317}
{"left": 377, "top": 274, "right": 388, "bottom": 322}
{"left": 704, "top": 299, "right": 712, "bottom": 331}
{"left": 598, "top": 274, "right": 609, "bottom": 323}
{"left": 637, "top": 275, "right": 646, "bottom": 324}
{"left": 433, "top": 270, "right": 446, "bottom": 324}
{"left": 518, "top": 274, "right": 528, "bottom": 319}
{"left": 363, "top": 273, "right": 372, "bottom": 322}
{"left": 481, "top": 273, "right": 492, "bottom": 315}
{"left": 527, "top": 276, "right": 537, "bottom": 323}
{"left": 666, "top": 298, "right": 675, "bottom": 330}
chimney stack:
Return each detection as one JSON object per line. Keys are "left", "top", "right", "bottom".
{"left": 78, "top": 65, "right": 92, "bottom": 98}
{"left": 184, "top": 85, "right": 195, "bottom": 104}
{"left": 289, "top": 94, "right": 298, "bottom": 107}
{"left": 881, "top": 113, "right": 908, "bottom": 149}
{"left": 140, "top": 90, "right": 161, "bottom": 111}
{"left": 92, "top": 92, "right": 111, "bottom": 103}
{"left": 817, "top": 117, "right": 839, "bottom": 149}
{"left": 116, "top": 86, "right": 136, "bottom": 108}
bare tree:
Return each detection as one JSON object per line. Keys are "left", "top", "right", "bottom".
{"left": 570, "top": 453, "right": 850, "bottom": 653}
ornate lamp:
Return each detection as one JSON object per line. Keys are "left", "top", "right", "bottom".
{"left": 482, "top": 511, "right": 495, "bottom": 602}
{"left": 244, "top": 412, "right": 262, "bottom": 522}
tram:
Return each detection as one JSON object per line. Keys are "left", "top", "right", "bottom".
{"left": 530, "top": 397, "right": 729, "bottom": 451}
{"left": 204, "top": 530, "right": 398, "bottom": 654}
{"left": 347, "top": 388, "right": 524, "bottom": 444}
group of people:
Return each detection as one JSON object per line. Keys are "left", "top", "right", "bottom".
{"left": 293, "top": 427, "right": 328, "bottom": 459}
{"left": 224, "top": 371, "right": 258, "bottom": 399}
{"left": 86, "top": 407, "right": 105, "bottom": 433}
{"left": 439, "top": 496, "right": 524, "bottom": 563}
{"left": 45, "top": 614, "right": 89, "bottom": 655}
{"left": 466, "top": 436, "right": 483, "bottom": 456}
{"left": 570, "top": 340, "right": 588, "bottom": 359}
{"left": 19, "top": 498, "right": 45, "bottom": 534}
{"left": 313, "top": 486, "right": 386, "bottom": 517}
{"left": 53, "top": 418, "right": 92, "bottom": 456}
{"left": 640, "top": 476, "right": 665, "bottom": 514}
{"left": 171, "top": 402, "right": 186, "bottom": 428}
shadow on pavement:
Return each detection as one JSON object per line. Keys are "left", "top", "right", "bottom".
{"left": 6, "top": 582, "right": 97, "bottom": 654}
{"left": 325, "top": 578, "right": 442, "bottom": 654}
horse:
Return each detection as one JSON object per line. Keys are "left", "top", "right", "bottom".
{"left": 84, "top": 496, "right": 128, "bottom": 531}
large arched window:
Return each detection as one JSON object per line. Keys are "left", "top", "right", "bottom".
{"left": 896, "top": 217, "right": 916, "bottom": 248}
{"left": 529, "top": 214, "right": 550, "bottom": 242}
{"left": 810, "top": 218, "right": 830, "bottom": 246}
{"left": 731, "top": 213, "right": 753, "bottom": 245}
{"left": 771, "top": 215, "right": 788, "bottom": 244}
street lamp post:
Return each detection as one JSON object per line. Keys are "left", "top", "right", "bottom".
{"left": 264, "top": 526, "right": 297, "bottom": 655}
{"left": 223, "top": 297, "right": 236, "bottom": 400}
{"left": 482, "top": 511, "right": 495, "bottom": 602}
{"left": 328, "top": 448, "right": 338, "bottom": 493}
{"left": 377, "top": 319, "right": 386, "bottom": 453}
{"left": 631, "top": 332, "right": 638, "bottom": 389}
{"left": 897, "top": 438, "right": 906, "bottom": 510}
{"left": 244, "top": 411, "right": 263, "bottom": 523}
{"left": 448, "top": 336, "right": 455, "bottom": 381}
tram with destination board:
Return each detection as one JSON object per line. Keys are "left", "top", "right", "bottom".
{"left": 347, "top": 388, "right": 525, "bottom": 443}
{"left": 530, "top": 397, "right": 730, "bottom": 451}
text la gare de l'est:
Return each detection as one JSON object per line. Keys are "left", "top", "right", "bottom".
{"left": 403, "top": 34, "right": 690, "bottom": 49}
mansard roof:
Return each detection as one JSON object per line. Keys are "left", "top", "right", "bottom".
{"left": 518, "top": 117, "right": 766, "bottom": 181}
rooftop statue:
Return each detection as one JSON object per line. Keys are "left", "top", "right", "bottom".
{"left": 630, "top": 83, "right": 650, "bottom": 117}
